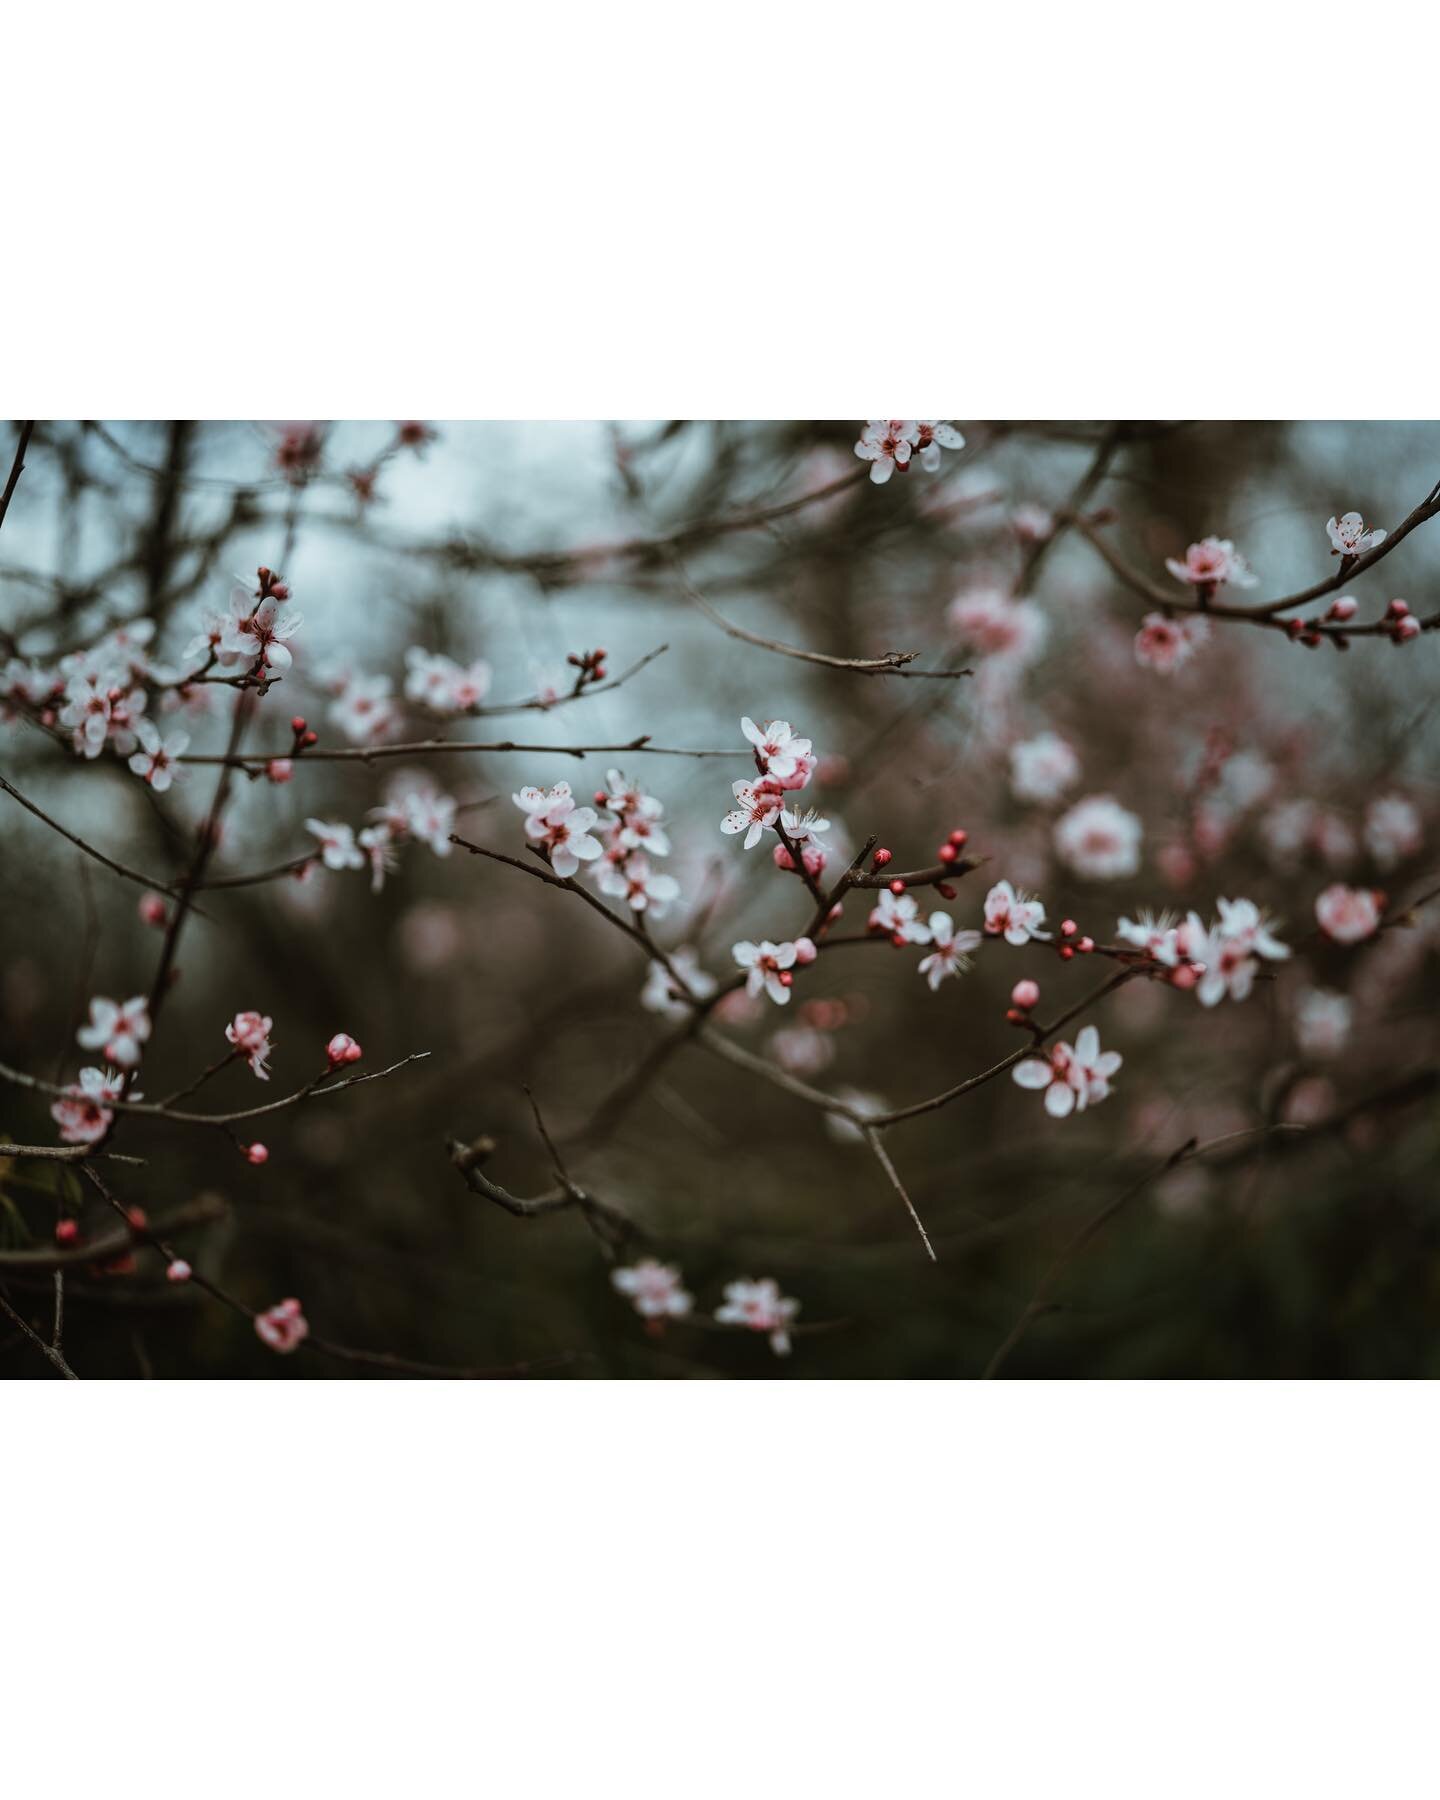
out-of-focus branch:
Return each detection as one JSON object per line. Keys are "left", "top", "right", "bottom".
{"left": 0, "top": 771, "right": 185, "bottom": 899}
{"left": 0, "top": 421, "right": 35, "bottom": 534}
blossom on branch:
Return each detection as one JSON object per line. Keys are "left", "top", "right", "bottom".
{"left": 733, "top": 939, "right": 800, "bottom": 1004}
{"left": 306, "top": 819, "right": 365, "bottom": 872}
{"left": 1164, "top": 537, "right": 1257, "bottom": 590}
{"left": 740, "top": 716, "right": 813, "bottom": 782}
{"left": 917, "top": 913, "right": 983, "bottom": 988}
{"left": 1134, "top": 612, "right": 1209, "bottom": 675}
{"left": 611, "top": 1260, "right": 693, "bottom": 1321}
{"left": 1315, "top": 883, "right": 1383, "bottom": 945}
{"left": 854, "top": 420, "right": 917, "bottom": 484}
{"left": 983, "top": 880, "right": 1050, "bottom": 946}
{"left": 51, "top": 1066, "right": 126, "bottom": 1144}
{"left": 869, "top": 889, "right": 934, "bottom": 945}
{"left": 721, "top": 778, "right": 784, "bottom": 848}
{"left": 127, "top": 718, "right": 189, "bottom": 791}
{"left": 1194, "top": 898, "right": 1290, "bottom": 1006}
{"left": 254, "top": 1298, "right": 309, "bottom": 1353}
{"left": 911, "top": 420, "right": 966, "bottom": 472}
{"left": 715, "top": 1277, "right": 800, "bottom": 1355}
{"left": 77, "top": 996, "right": 151, "bottom": 1069}
{"left": 1013, "top": 1026, "right": 1122, "bottom": 1119}
{"left": 225, "top": 1010, "right": 274, "bottom": 1080}
{"left": 1326, "top": 511, "right": 1387, "bottom": 557}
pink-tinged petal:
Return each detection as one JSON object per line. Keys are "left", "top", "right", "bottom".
{"left": 1045, "top": 1082, "right": 1076, "bottom": 1118}
{"left": 869, "top": 459, "right": 893, "bottom": 484}
{"left": 1012, "top": 1060, "right": 1052, "bottom": 1090}
{"left": 1074, "top": 1025, "right": 1099, "bottom": 1063}
{"left": 740, "top": 717, "right": 764, "bottom": 748}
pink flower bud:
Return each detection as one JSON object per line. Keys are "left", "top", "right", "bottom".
{"left": 167, "top": 1259, "right": 192, "bottom": 1283}
{"left": 1394, "top": 615, "right": 1421, "bottom": 641}
{"left": 888, "top": 878, "right": 906, "bottom": 895}
{"left": 793, "top": 937, "right": 818, "bottom": 966}
{"left": 872, "top": 848, "right": 893, "bottom": 869}
{"left": 1011, "top": 979, "right": 1040, "bottom": 1009}
{"left": 1060, "top": 919, "right": 1077, "bottom": 937}
{"left": 1388, "top": 598, "right": 1410, "bottom": 618}
{"left": 55, "top": 1219, "right": 79, "bottom": 1246}
{"left": 326, "top": 1033, "right": 363, "bottom": 1067}
{"left": 266, "top": 758, "right": 294, "bottom": 784}
{"left": 1170, "top": 964, "right": 1201, "bottom": 990}
{"left": 1328, "top": 596, "right": 1358, "bottom": 622}
{"left": 245, "top": 1142, "right": 269, "bottom": 1166}
{"left": 138, "top": 892, "right": 168, "bottom": 928}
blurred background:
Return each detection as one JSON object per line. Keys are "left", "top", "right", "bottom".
{"left": 2, "top": 419, "right": 1438, "bottom": 1378}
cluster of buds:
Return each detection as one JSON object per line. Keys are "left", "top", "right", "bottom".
{"left": 1286, "top": 596, "right": 1420, "bottom": 651}
{"left": 1005, "top": 978, "right": 1042, "bottom": 1026}
{"left": 326, "top": 1032, "right": 363, "bottom": 1068}
{"left": 1055, "top": 918, "right": 1096, "bottom": 961}
{"left": 566, "top": 647, "right": 609, "bottom": 690}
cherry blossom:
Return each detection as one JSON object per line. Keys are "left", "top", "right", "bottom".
{"left": 1164, "top": 537, "right": 1257, "bottom": 589}
{"left": 254, "top": 1297, "right": 309, "bottom": 1354}
{"left": 221, "top": 593, "right": 303, "bottom": 675}
{"left": 403, "top": 647, "right": 493, "bottom": 712}
{"left": 1013, "top": 1026, "right": 1122, "bottom": 1118}
{"left": 77, "top": 996, "right": 151, "bottom": 1069}
{"left": 869, "top": 889, "right": 934, "bottom": 946}
{"left": 715, "top": 1277, "right": 800, "bottom": 1355}
{"left": 328, "top": 672, "right": 398, "bottom": 744}
{"left": 917, "top": 912, "right": 984, "bottom": 989}
{"left": 1134, "top": 612, "right": 1210, "bottom": 675}
{"left": 1295, "top": 988, "right": 1352, "bottom": 1059}
{"left": 854, "top": 420, "right": 917, "bottom": 484}
{"left": 50, "top": 1066, "right": 126, "bottom": 1144}
{"left": 1326, "top": 511, "right": 1387, "bottom": 557}
{"left": 596, "top": 770, "right": 672, "bottom": 858}
{"left": 516, "top": 787, "right": 603, "bottom": 878}
{"left": 910, "top": 420, "right": 966, "bottom": 472}
{"left": 306, "top": 819, "right": 365, "bottom": 872}
{"left": 1363, "top": 794, "right": 1422, "bottom": 871}
{"left": 1009, "top": 731, "right": 1080, "bottom": 805}
{"left": 611, "top": 1260, "right": 693, "bottom": 1321}
{"left": 127, "top": 718, "right": 189, "bottom": 791}
{"left": 720, "top": 778, "right": 784, "bottom": 848}
{"left": 740, "top": 716, "right": 813, "bottom": 781}
{"left": 225, "top": 1010, "right": 274, "bottom": 1079}
{"left": 1194, "top": 898, "right": 1290, "bottom": 1006}
{"left": 640, "top": 947, "right": 716, "bottom": 1017}
{"left": 167, "top": 1259, "right": 193, "bottom": 1283}
{"left": 732, "top": 939, "right": 800, "bottom": 1004}
{"left": 1315, "top": 883, "right": 1383, "bottom": 945}
{"left": 947, "top": 589, "right": 1048, "bottom": 664}
{"left": 327, "top": 1032, "right": 364, "bottom": 1066}
{"left": 381, "top": 775, "right": 457, "bottom": 858}
{"left": 1054, "top": 795, "right": 1143, "bottom": 881}
{"left": 598, "top": 853, "right": 681, "bottom": 916}
{"left": 983, "top": 879, "right": 1050, "bottom": 946}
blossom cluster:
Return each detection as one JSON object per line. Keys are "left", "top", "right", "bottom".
{"left": 611, "top": 1262, "right": 800, "bottom": 1356}
{"left": 854, "top": 420, "right": 965, "bottom": 484}
{"left": 307, "top": 770, "right": 458, "bottom": 892}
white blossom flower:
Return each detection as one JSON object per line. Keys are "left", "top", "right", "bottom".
{"left": 522, "top": 793, "right": 603, "bottom": 878}
{"left": 720, "top": 778, "right": 784, "bottom": 848}
{"left": 916, "top": 912, "right": 983, "bottom": 989}
{"left": 225, "top": 1010, "right": 274, "bottom": 1080}
{"left": 983, "top": 880, "right": 1050, "bottom": 946}
{"left": 306, "top": 819, "right": 365, "bottom": 872}
{"left": 77, "top": 996, "right": 151, "bottom": 1069}
{"left": 854, "top": 420, "right": 918, "bottom": 484}
{"left": 403, "top": 647, "right": 493, "bottom": 712}
{"left": 220, "top": 594, "right": 303, "bottom": 675}
{"left": 126, "top": 718, "right": 189, "bottom": 792}
{"left": 910, "top": 420, "right": 965, "bottom": 472}
{"left": 1054, "top": 796, "right": 1143, "bottom": 881}
{"left": 255, "top": 1298, "right": 309, "bottom": 1354}
{"left": 1009, "top": 731, "right": 1080, "bottom": 805}
{"left": 50, "top": 1066, "right": 126, "bottom": 1144}
{"left": 1194, "top": 898, "right": 1290, "bottom": 1006}
{"left": 1326, "top": 511, "right": 1387, "bottom": 558}
{"left": 611, "top": 1260, "right": 693, "bottom": 1321}
{"left": 597, "top": 853, "right": 681, "bottom": 916}
{"left": 715, "top": 1277, "right": 800, "bottom": 1355}
{"left": 328, "top": 672, "right": 397, "bottom": 743}
{"left": 740, "top": 716, "right": 813, "bottom": 781}
{"left": 512, "top": 781, "right": 573, "bottom": 819}
{"left": 869, "top": 889, "right": 934, "bottom": 945}
{"left": 1013, "top": 1026, "right": 1122, "bottom": 1118}
{"left": 1164, "top": 537, "right": 1257, "bottom": 589}
{"left": 1315, "top": 883, "right": 1383, "bottom": 945}
{"left": 732, "top": 939, "right": 799, "bottom": 1005}
{"left": 1134, "top": 612, "right": 1210, "bottom": 675}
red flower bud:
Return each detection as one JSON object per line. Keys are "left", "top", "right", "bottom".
{"left": 872, "top": 848, "right": 893, "bottom": 868}
{"left": 948, "top": 828, "right": 968, "bottom": 848}
{"left": 938, "top": 843, "right": 959, "bottom": 864}
{"left": 55, "top": 1219, "right": 80, "bottom": 1246}
{"left": 888, "top": 878, "right": 906, "bottom": 895}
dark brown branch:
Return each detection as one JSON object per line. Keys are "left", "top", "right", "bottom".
{"left": 0, "top": 421, "right": 35, "bottom": 534}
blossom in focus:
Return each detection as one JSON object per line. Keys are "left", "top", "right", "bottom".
{"left": 306, "top": 819, "right": 365, "bottom": 872}
{"left": 512, "top": 781, "right": 573, "bottom": 820}
{"left": 225, "top": 1010, "right": 274, "bottom": 1080}
{"left": 1315, "top": 883, "right": 1383, "bottom": 945}
{"left": 869, "top": 889, "right": 933, "bottom": 945}
{"left": 611, "top": 1260, "right": 693, "bottom": 1321}
{"left": 1295, "top": 988, "right": 1352, "bottom": 1059}
{"left": 1194, "top": 898, "right": 1290, "bottom": 1007}
{"left": 1054, "top": 795, "right": 1143, "bottom": 881}
{"left": 50, "top": 1066, "right": 125, "bottom": 1144}
{"left": 732, "top": 939, "right": 799, "bottom": 1005}
{"left": 520, "top": 790, "right": 603, "bottom": 878}
{"left": 1326, "top": 511, "right": 1387, "bottom": 557}
{"left": 254, "top": 1297, "right": 309, "bottom": 1354}
{"left": 983, "top": 879, "right": 1050, "bottom": 946}
{"left": 1363, "top": 794, "right": 1422, "bottom": 871}
{"left": 640, "top": 947, "right": 716, "bottom": 1017}
{"left": 740, "top": 716, "right": 813, "bottom": 781}
{"left": 77, "top": 996, "right": 151, "bottom": 1069}
{"left": 1134, "top": 612, "right": 1210, "bottom": 675}
{"left": 917, "top": 912, "right": 983, "bottom": 989}
{"left": 910, "top": 420, "right": 965, "bottom": 472}
{"left": 127, "top": 718, "right": 189, "bottom": 791}
{"left": 1164, "top": 537, "right": 1257, "bottom": 589}
{"left": 721, "top": 778, "right": 784, "bottom": 848}
{"left": 854, "top": 420, "right": 917, "bottom": 484}
{"left": 221, "top": 592, "right": 304, "bottom": 675}
{"left": 715, "top": 1277, "right": 800, "bottom": 1355}
{"left": 1013, "top": 1026, "right": 1122, "bottom": 1118}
